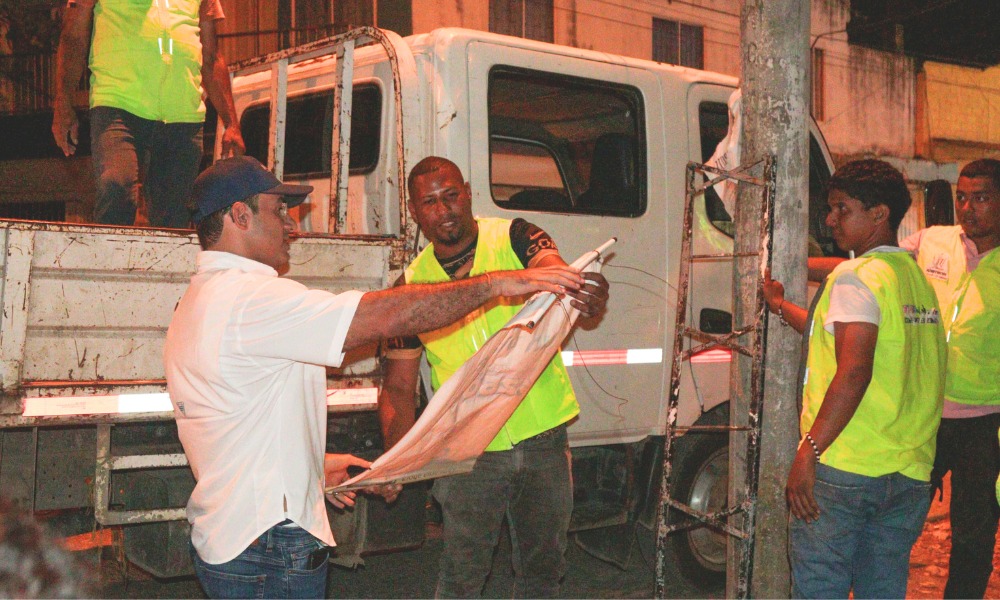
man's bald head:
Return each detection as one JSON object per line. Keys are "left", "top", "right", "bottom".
{"left": 407, "top": 156, "right": 464, "bottom": 201}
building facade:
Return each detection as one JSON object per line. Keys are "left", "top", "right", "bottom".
{"left": 0, "top": 0, "right": 995, "bottom": 225}
{"left": 207, "top": 0, "right": 974, "bottom": 231}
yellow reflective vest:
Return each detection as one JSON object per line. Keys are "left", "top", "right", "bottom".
{"left": 405, "top": 218, "right": 579, "bottom": 451}
{"left": 914, "top": 226, "right": 1000, "bottom": 406}
{"left": 801, "top": 251, "right": 946, "bottom": 481}
{"left": 90, "top": 0, "right": 206, "bottom": 122}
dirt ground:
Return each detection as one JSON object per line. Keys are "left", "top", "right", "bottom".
{"left": 907, "top": 473, "right": 1000, "bottom": 598}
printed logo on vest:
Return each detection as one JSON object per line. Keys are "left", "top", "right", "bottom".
{"left": 903, "top": 305, "right": 940, "bottom": 324}
{"left": 925, "top": 253, "right": 950, "bottom": 281}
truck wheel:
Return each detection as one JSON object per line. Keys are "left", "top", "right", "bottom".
{"left": 669, "top": 429, "right": 728, "bottom": 591}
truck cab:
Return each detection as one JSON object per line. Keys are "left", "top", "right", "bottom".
{"left": 0, "top": 26, "right": 835, "bottom": 591}
{"left": 228, "top": 27, "right": 836, "bottom": 588}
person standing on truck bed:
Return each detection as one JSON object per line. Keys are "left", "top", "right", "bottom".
{"left": 163, "top": 156, "right": 592, "bottom": 600}
{"left": 51, "top": 0, "right": 245, "bottom": 228}
{"left": 378, "top": 156, "right": 610, "bottom": 598}
{"left": 764, "top": 159, "right": 946, "bottom": 599}
{"left": 806, "top": 158, "right": 1000, "bottom": 599}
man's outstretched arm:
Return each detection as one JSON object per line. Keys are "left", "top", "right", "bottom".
{"left": 807, "top": 257, "right": 846, "bottom": 283}
{"left": 199, "top": 16, "right": 245, "bottom": 158}
{"left": 344, "top": 265, "right": 584, "bottom": 351}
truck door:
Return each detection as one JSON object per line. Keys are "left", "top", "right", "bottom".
{"left": 453, "top": 38, "right": 693, "bottom": 447}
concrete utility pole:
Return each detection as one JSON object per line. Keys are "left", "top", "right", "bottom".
{"left": 728, "top": 1, "right": 810, "bottom": 598}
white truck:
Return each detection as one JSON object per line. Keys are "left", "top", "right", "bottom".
{"left": 0, "top": 26, "right": 835, "bottom": 591}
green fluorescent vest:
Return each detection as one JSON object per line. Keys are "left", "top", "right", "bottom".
{"left": 405, "top": 218, "right": 579, "bottom": 451}
{"left": 801, "top": 251, "right": 946, "bottom": 481}
{"left": 915, "top": 226, "right": 1000, "bottom": 406}
{"left": 90, "top": 0, "right": 206, "bottom": 123}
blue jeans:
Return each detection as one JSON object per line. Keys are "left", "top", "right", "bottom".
{"left": 90, "top": 106, "right": 203, "bottom": 227}
{"left": 789, "top": 463, "right": 931, "bottom": 599}
{"left": 432, "top": 425, "right": 573, "bottom": 599}
{"left": 190, "top": 521, "right": 329, "bottom": 599}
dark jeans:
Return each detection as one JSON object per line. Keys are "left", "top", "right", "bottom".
{"left": 931, "top": 413, "right": 1000, "bottom": 599}
{"left": 190, "top": 521, "right": 329, "bottom": 599}
{"left": 789, "top": 463, "right": 931, "bottom": 599}
{"left": 90, "top": 106, "right": 203, "bottom": 228}
{"left": 432, "top": 425, "right": 573, "bottom": 599}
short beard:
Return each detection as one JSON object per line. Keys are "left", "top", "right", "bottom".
{"left": 437, "top": 225, "right": 466, "bottom": 246}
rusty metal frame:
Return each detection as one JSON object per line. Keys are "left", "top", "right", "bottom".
{"left": 654, "top": 158, "right": 776, "bottom": 599}
{"left": 229, "top": 27, "right": 414, "bottom": 239}
{"left": 330, "top": 39, "right": 355, "bottom": 233}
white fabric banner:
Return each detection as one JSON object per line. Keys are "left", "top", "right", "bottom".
{"left": 331, "top": 238, "right": 616, "bottom": 491}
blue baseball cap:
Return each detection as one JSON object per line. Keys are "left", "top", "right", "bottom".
{"left": 191, "top": 156, "right": 313, "bottom": 224}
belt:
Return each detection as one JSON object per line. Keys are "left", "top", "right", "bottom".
{"left": 249, "top": 519, "right": 297, "bottom": 546}
{"left": 517, "top": 425, "right": 563, "bottom": 445}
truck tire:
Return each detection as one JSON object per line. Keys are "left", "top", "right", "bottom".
{"left": 669, "top": 430, "right": 728, "bottom": 591}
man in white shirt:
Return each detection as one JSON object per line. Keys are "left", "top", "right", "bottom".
{"left": 163, "top": 156, "right": 589, "bottom": 599}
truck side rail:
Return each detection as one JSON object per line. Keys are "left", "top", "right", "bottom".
{"left": 229, "top": 27, "right": 418, "bottom": 243}
{"left": 0, "top": 221, "right": 394, "bottom": 428}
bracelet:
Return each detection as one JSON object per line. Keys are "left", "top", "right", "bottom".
{"left": 777, "top": 300, "right": 790, "bottom": 327}
{"left": 804, "top": 432, "right": 822, "bottom": 461}
{"left": 484, "top": 272, "right": 493, "bottom": 293}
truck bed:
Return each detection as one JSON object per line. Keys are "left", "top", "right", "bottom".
{"left": 0, "top": 220, "right": 404, "bottom": 426}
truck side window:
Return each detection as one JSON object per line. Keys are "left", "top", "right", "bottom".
{"left": 240, "top": 84, "right": 382, "bottom": 178}
{"left": 488, "top": 67, "right": 646, "bottom": 217}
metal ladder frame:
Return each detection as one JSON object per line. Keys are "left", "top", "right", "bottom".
{"left": 655, "top": 157, "right": 776, "bottom": 599}
{"left": 228, "top": 26, "right": 416, "bottom": 236}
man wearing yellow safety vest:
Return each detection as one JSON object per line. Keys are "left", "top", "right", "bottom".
{"left": 766, "top": 159, "right": 946, "bottom": 598}
{"left": 900, "top": 159, "right": 1000, "bottom": 598}
{"left": 379, "top": 157, "right": 609, "bottom": 598}
{"left": 806, "top": 158, "right": 1000, "bottom": 598}
{"left": 52, "top": 0, "right": 245, "bottom": 228}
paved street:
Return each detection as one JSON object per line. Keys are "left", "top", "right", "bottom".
{"left": 99, "top": 521, "right": 702, "bottom": 599}
{"left": 90, "top": 473, "right": 1000, "bottom": 598}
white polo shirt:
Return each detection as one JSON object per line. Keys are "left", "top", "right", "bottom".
{"left": 164, "top": 251, "right": 363, "bottom": 564}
